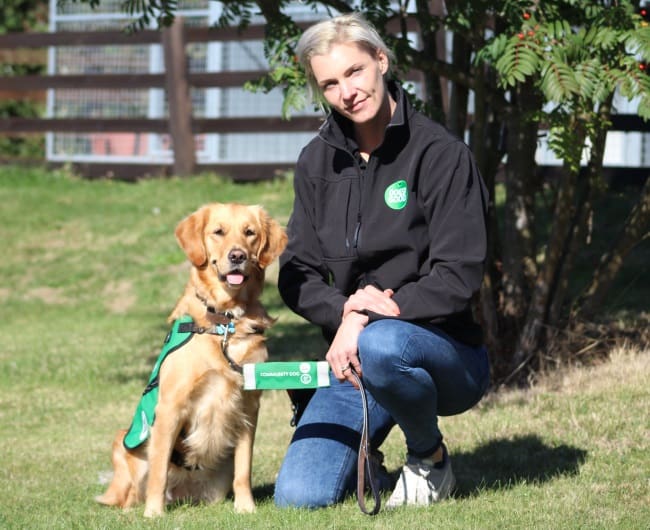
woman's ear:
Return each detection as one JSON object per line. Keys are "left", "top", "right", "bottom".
{"left": 377, "top": 50, "right": 389, "bottom": 75}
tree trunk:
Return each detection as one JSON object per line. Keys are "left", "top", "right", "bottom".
{"left": 549, "top": 99, "right": 612, "bottom": 326}
{"left": 416, "top": 0, "right": 445, "bottom": 122}
{"left": 470, "top": 64, "right": 504, "bottom": 358}
{"left": 512, "top": 118, "right": 586, "bottom": 373}
{"left": 447, "top": 31, "right": 470, "bottom": 137}
{"left": 577, "top": 176, "right": 650, "bottom": 317}
{"left": 501, "top": 81, "right": 540, "bottom": 327}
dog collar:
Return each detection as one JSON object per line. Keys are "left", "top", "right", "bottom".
{"left": 178, "top": 319, "right": 235, "bottom": 337}
{"left": 177, "top": 313, "right": 242, "bottom": 374}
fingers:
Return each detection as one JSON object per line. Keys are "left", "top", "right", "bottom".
{"left": 339, "top": 360, "right": 361, "bottom": 389}
{"left": 326, "top": 310, "right": 365, "bottom": 388}
{"left": 345, "top": 359, "right": 362, "bottom": 389}
{"left": 326, "top": 352, "right": 362, "bottom": 388}
{"left": 328, "top": 354, "right": 358, "bottom": 379}
{"left": 348, "top": 355, "right": 362, "bottom": 378}
{"left": 343, "top": 285, "right": 400, "bottom": 318}
{"left": 363, "top": 285, "right": 400, "bottom": 316}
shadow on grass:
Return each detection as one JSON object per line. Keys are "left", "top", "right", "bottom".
{"left": 452, "top": 434, "right": 587, "bottom": 497}
{"left": 266, "top": 321, "right": 328, "bottom": 361}
{"left": 252, "top": 483, "right": 276, "bottom": 503}
{"left": 251, "top": 434, "right": 587, "bottom": 504}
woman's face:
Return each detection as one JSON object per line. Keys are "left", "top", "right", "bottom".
{"left": 310, "top": 41, "right": 389, "bottom": 126}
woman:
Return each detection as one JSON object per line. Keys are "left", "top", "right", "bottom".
{"left": 274, "top": 12, "right": 490, "bottom": 509}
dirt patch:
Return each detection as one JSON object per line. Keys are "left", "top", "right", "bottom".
{"left": 25, "top": 286, "right": 70, "bottom": 305}
{"left": 103, "top": 280, "right": 136, "bottom": 314}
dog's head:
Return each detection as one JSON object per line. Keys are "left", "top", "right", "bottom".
{"left": 175, "top": 203, "right": 287, "bottom": 292}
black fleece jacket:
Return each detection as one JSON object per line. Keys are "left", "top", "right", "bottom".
{"left": 278, "top": 82, "right": 488, "bottom": 347}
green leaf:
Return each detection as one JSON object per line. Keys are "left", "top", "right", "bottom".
{"left": 541, "top": 61, "right": 580, "bottom": 102}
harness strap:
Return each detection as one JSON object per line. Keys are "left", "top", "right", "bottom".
{"left": 178, "top": 316, "right": 243, "bottom": 374}
{"left": 350, "top": 367, "right": 381, "bottom": 516}
{"left": 123, "top": 316, "right": 194, "bottom": 450}
{"left": 123, "top": 313, "right": 250, "bottom": 455}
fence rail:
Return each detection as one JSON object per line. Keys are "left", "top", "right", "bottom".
{"left": 0, "top": 18, "right": 647, "bottom": 182}
{"left": 1, "top": 116, "right": 321, "bottom": 134}
{"left": 0, "top": 24, "right": 273, "bottom": 48}
{"left": 0, "top": 71, "right": 265, "bottom": 90}
{"left": 0, "top": 19, "right": 320, "bottom": 180}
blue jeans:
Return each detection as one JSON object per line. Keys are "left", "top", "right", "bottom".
{"left": 273, "top": 319, "right": 490, "bottom": 508}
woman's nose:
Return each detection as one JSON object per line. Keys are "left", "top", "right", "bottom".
{"left": 339, "top": 79, "right": 355, "bottom": 100}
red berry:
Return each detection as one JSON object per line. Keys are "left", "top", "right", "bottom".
{"left": 523, "top": 12, "right": 531, "bottom": 20}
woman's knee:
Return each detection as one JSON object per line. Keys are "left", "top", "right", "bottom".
{"left": 359, "top": 320, "right": 409, "bottom": 385}
{"left": 273, "top": 434, "right": 354, "bottom": 509}
{"left": 274, "top": 469, "right": 339, "bottom": 509}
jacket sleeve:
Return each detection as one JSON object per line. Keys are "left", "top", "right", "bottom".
{"left": 386, "top": 140, "right": 488, "bottom": 322}
{"left": 278, "top": 154, "right": 347, "bottom": 336}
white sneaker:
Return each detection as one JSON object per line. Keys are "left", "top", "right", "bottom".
{"left": 386, "top": 446, "right": 456, "bottom": 507}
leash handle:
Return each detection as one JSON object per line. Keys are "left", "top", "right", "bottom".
{"left": 350, "top": 368, "right": 381, "bottom": 516}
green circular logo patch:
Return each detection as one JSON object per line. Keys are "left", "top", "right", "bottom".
{"left": 384, "top": 180, "right": 408, "bottom": 210}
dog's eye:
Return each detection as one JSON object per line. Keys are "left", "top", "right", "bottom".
{"left": 244, "top": 228, "right": 256, "bottom": 237}
{"left": 213, "top": 228, "right": 224, "bottom": 236}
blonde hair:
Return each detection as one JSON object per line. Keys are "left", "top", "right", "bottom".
{"left": 296, "top": 12, "right": 395, "bottom": 100}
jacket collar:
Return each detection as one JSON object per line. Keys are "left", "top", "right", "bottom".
{"left": 318, "top": 80, "right": 411, "bottom": 153}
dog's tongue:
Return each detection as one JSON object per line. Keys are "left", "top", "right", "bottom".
{"left": 227, "top": 273, "right": 245, "bottom": 285}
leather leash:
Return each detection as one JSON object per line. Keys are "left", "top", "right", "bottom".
{"left": 349, "top": 367, "right": 381, "bottom": 516}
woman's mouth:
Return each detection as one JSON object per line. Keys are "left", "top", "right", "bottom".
{"left": 346, "top": 97, "right": 367, "bottom": 113}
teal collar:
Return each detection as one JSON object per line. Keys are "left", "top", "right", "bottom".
{"left": 178, "top": 311, "right": 242, "bottom": 373}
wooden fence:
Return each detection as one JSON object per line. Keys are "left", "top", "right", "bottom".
{"left": 0, "top": 18, "right": 647, "bottom": 182}
{"left": 0, "top": 18, "right": 322, "bottom": 181}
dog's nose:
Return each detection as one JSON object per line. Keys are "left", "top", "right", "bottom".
{"left": 228, "top": 248, "right": 247, "bottom": 265}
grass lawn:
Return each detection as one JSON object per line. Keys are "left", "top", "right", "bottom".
{"left": 0, "top": 165, "right": 648, "bottom": 529}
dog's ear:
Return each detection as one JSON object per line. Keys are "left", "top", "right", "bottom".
{"left": 175, "top": 206, "right": 210, "bottom": 267}
{"left": 255, "top": 207, "right": 288, "bottom": 269}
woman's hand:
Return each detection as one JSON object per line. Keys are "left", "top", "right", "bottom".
{"left": 326, "top": 311, "right": 368, "bottom": 388}
{"left": 329, "top": 286, "right": 400, "bottom": 388}
{"left": 342, "top": 285, "right": 400, "bottom": 319}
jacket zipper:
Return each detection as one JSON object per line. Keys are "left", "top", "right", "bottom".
{"left": 353, "top": 212, "right": 362, "bottom": 248}
{"left": 354, "top": 154, "right": 368, "bottom": 251}
{"left": 345, "top": 187, "right": 353, "bottom": 251}
{"left": 318, "top": 131, "right": 366, "bottom": 256}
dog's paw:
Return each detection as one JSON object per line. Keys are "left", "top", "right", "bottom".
{"left": 143, "top": 503, "right": 164, "bottom": 518}
{"left": 233, "top": 496, "right": 256, "bottom": 514}
{"left": 94, "top": 494, "right": 110, "bottom": 506}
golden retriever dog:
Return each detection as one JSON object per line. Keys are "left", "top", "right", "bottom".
{"left": 96, "top": 202, "right": 287, "bottom": 517}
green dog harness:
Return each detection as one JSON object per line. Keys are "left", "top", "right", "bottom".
{"left": 123, "top": 315, "right": 195, "bottom": 450}
{"left": 123, "top": 313, "right": 239, "bottom": 450}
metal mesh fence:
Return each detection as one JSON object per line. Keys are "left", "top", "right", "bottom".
{"left": 47, "top": 0, "right": 322, "bottom": 164}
